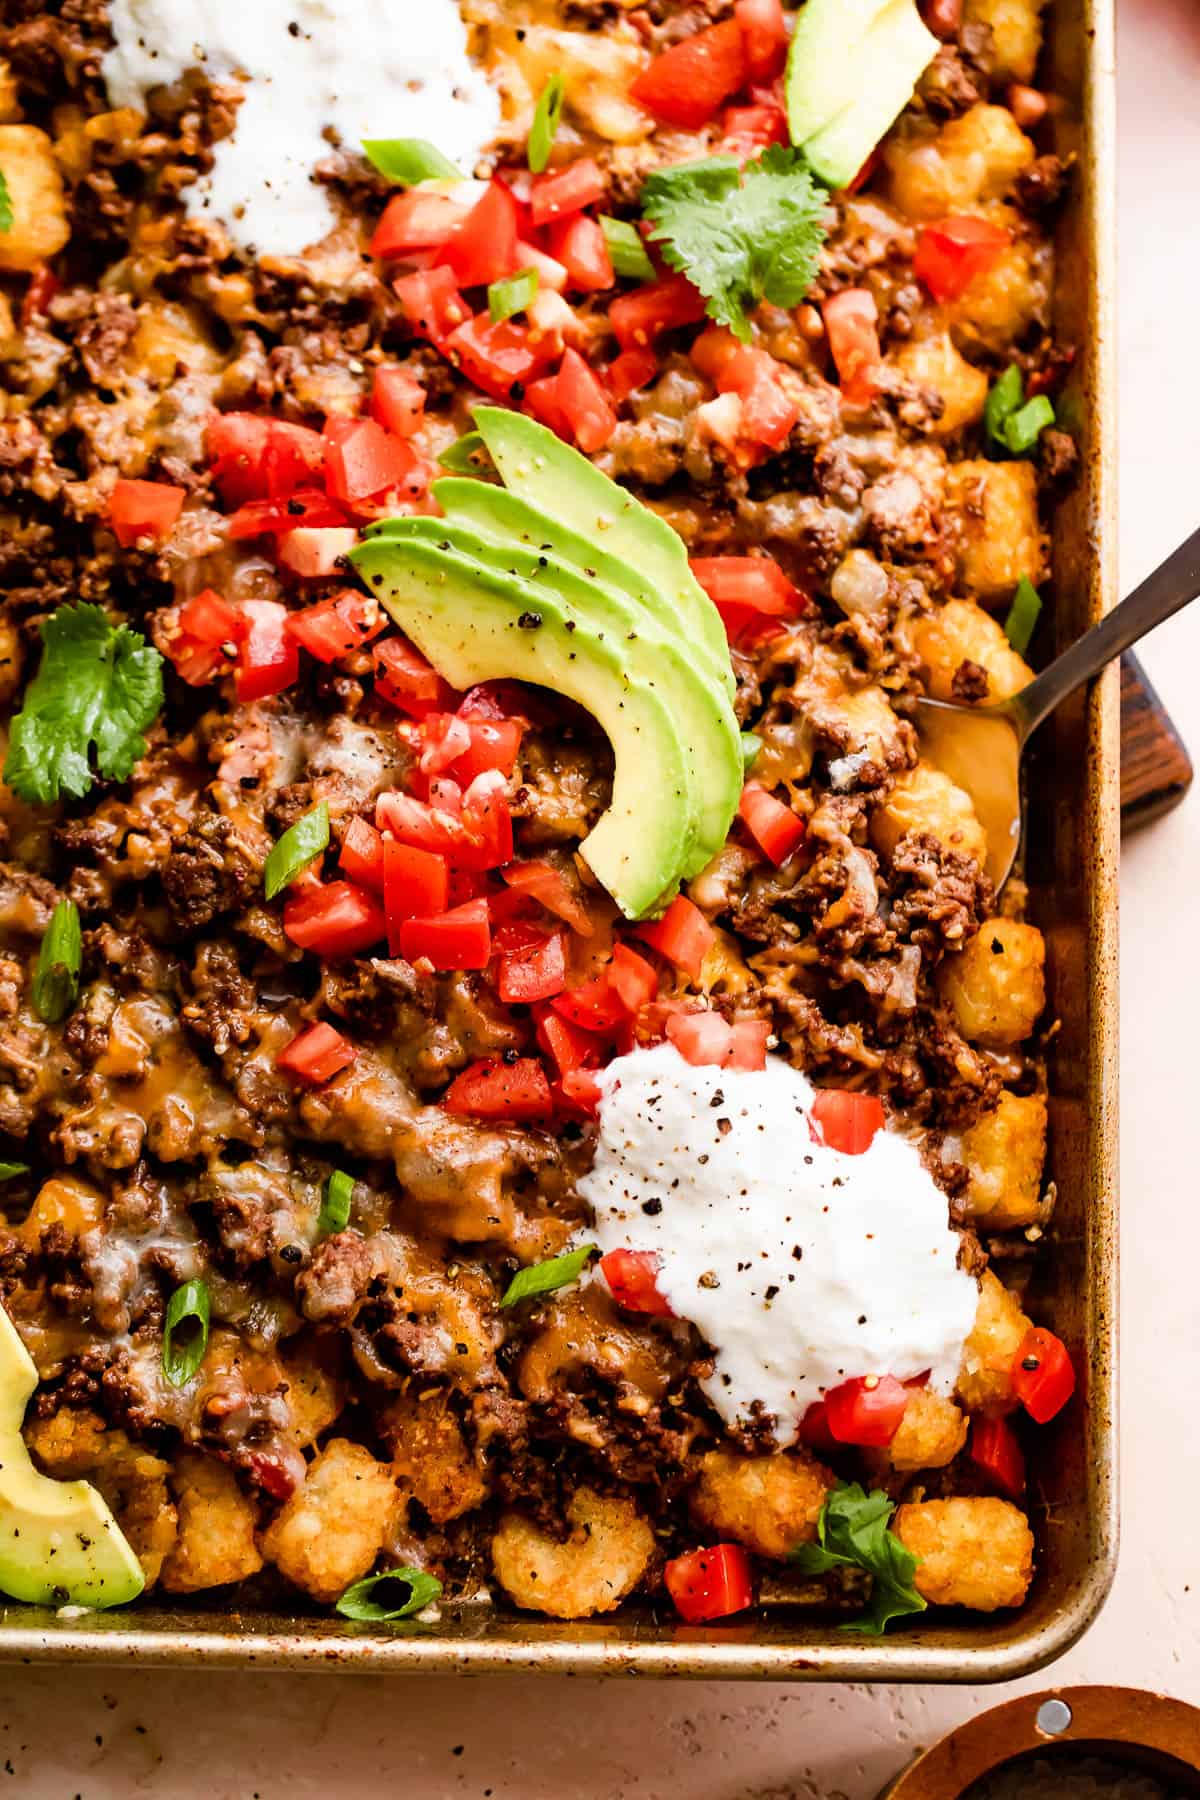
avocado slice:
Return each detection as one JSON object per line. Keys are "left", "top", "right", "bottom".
{"left": 470, "top": 408, "right": 735, "bottom": 700}
{"left": 786, "top": 0, "right": 938, "bottom": 190}
{"left": 0, "top": 1304, "right": 143, "bottom": 1608}
{"left": 352, "top": 534, "right": 693, "bottom": 917}
{"left": 374, "top": 516, "right": 742, "bottom": 877}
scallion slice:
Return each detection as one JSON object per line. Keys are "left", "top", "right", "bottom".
{"left": 500, "top": 1244, "right": 596, "bottom": 1308}
{"left": 488, "top": 267, "right": 539, "bottom": 325}
{"left": 0, "top": 170, "right": 12, "bottom": 234}
{"left": 335, "top": 1567, "right": 443, "bottom": 1622}
{"left": 1003, "top": 394, "right": 1056, "bottom": 456}
{"left": 318, "top": 1169, "right": 354, "bottom": 1236}
{"left": 740, "top": 731, "right": 763, "bottom": 775}
{"left": 361, "top": 139, "right": 460, "bottom": 185}
{"left": 600, "top": 215, "right": 656, "bottom": 284}
{"left": 1004, "top": 575, "right": 1042, "bottom": 655}
{"left": 0, "top": 1162, "right": 28, "bottom": 1180}
{"left": 32, "top": 899, "right": 81, "bottom": 1025}
{"left": 437, "top": 432, "right": 494, "bottom": 475}
{"left": 264, "top": 800, "right": 330, "bottom": 900}
{"left": 527, "top": 76, "right": 565, "bottom": 176}
{"left": 162, "top": 1279, "right": 211, "bottom": 1388}
{"left": 984, "top": 363, "right": 1023, "bottom": 449}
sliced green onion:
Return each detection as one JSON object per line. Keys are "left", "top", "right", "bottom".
{"left": 437, "top": 432, "right": 494, "bottom": 475}
{"left": 600, "top": 216, "right": 656, "bottom": 284}
{"left": 1003, "top": 394, "right": 1056, "bottom": 456}
{"left": 162, "top": 1279, "right": 211, "bottom": 1388}
{"left": 32, "top": 899, "right": 81, "bottom": 1025}
{"left": 361, "top": 139, "right": 460, "bottom": 185}
{"left": 740, "top": 731, "right": 763, "bottom": 775}
{"left": 527, "top": 75, "right": 565, "bottom": 176}
{"left": 500, "top": 1244, "right": 596, "bottom": 1308}
{"left": 984, "top": 363, "right": 1023, "bottom": 448}
{"left": 264, "top": 800, "right": 330, "bottom": 901}
{"left": 0, "top": 170, "right": 12, "bottom": 234}
{"left": 488, "top": 267, "right": 539, "bottom": 325}
{"left": 1004, "top": 575, "right": 1042, "bottom": 655}
{"left": 335, "top": 1567, "right": 443, "bottom": 1622}
{"left": 318, "top": 1169, "right": 354, "bottom": 1236}
{"left": 0, "top": 1162, "right": 27, "bottom": 1180}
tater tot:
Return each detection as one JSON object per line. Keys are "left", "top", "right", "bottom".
{"left": 911, "top": 599, "right": 1034, "bottom": 704}
{"left": 259, "top": 1439, "right": 397, "bottom": 1605}
{"left": 0, "top": 125, "right": 70, "bottom": 271}
{"left": 25, "top": 1408, "right": 178, "bottom": 1588}
{"left": 380, "top": 1388, "right": 488, "bottom": 1525}
{"left": 938, "top": 917, "right": 1046, "bottom": 1046}
{"left": 895, "top": 1496, "right": 1035, "bottom": 1610}
{"left": 871, "top": 763, "right": 987, "bottom": 865}
{"left": 896, "top": 332, "right": 990, "bottom": 438}
{"left": 958, "top": 1091, "right": 1048, "bottom": 1230}
{"left": 964, "top": 0, "right": 1047, "bottom": 83}
{"left": 689, "top": 1449, "right": 833, "bottom": 1559}
{"left": 882, "top": 1388, "right": 968, "bottom": 1472}
{"left": 884, "top": 105, "right": 1034, "bottom": 220}
{"left": 945, "top": 460, "right": 1046, "bottom": 602}
{"left": 491, "top": 1488, "right": 654, "bottom": 1619}
{"left": 956, "top": 1269, "right": 1033, "bottom": 1415}
{"left": 161, "top": 1451, "right": 263, "bottom": 1594}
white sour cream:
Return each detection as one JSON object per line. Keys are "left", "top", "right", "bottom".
{"left": 579, "top": 1044, "right": 978, "bottom": 1444}
{"left": 102, "top": 0, "right": 501, "bottom": 258}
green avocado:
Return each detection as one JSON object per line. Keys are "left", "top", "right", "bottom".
{"left": 351, "top": 534, "right": 693, "bottom": 917}
{"left": 365, "top": 516, "right": 743, "bottom": 877}
{"left": 470, "top": 408, "right": 735, "bottom": 700}
{"left": 0, "top": 1303, "right": 143, "bottom": 1608}
{"left": 786, "top": 0, "right": 938, "bottom": 190}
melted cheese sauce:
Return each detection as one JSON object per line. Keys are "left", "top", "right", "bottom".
{"left": 579, "top": 1044, "right": 977, "bottom": 1444}
{"left": 102, "top": 0, "right": 501, "bottom": 257}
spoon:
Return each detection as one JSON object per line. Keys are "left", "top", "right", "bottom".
{"left": 915, "top": 525, "right": 1200, "bottom": 890}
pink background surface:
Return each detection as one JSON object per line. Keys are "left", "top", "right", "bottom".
{"left": 5, "top": 2, "right": 1199, "bottom": 1791}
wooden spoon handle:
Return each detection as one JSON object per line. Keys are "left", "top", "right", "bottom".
{"left": 1120, "top": 651, "right": 1193, "bottom": 828}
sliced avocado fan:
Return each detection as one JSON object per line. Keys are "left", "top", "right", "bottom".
{"left": 0, "top": 1302, "right": 143, "bottom": 1608}
{"left": 786, "top": 0, "right": 938, "bottom": 191}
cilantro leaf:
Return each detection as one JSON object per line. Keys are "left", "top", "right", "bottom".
{"left": 641, "top": 146, "right": 830, "bottom": 343}
{"left": 790, "top": 1480, "right": 926, "bottom": 1635}
{"left": 4, "top": 603, "right": 164, "bottom": 805}
{"left": 0, "top": 170, "right": 11, "bottom": 234}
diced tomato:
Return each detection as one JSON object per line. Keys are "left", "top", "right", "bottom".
{"left": 610, "top": 274, "right": 707, "bottom": 351}
{"left": 497, "top": 931, "right": 567, "bottom": 1004}
{"left": 913, "top": 215, "right": 1012, "bottom": 303}
{"left": 460, "top": 681, "right": 540, "bottom": 726}
{"left": 666, "top": 1010, "right": 734, "bottom": 1067}
{"left": 324, "top": 418, "right": 420, "bottom": 507}
{"left": 690, "top": 555, "right": 806, "bottom": 623}
{"left": 1011, "top": 1327, "right": 1076, "bottom": 1424}
{"left": 283, "top": 880, "right": 386, "bottom": 959}
{"left": 726, "top": 1018, "right": 769, "bottom": 1070}
{"left": 970, "top": 1414, "right": 1026, "bottom": 1498}
{"left": 716, "top": 344, "right": 799, "bottom": 448}
{"left": 20, "top": 264, "right": 59, "bottom": 328}
{"left": 606, "top": 347, "right": 658, "bottom": 407}
{"left": 168, "top": 589, "right": 244, "bottom": 686}
{"left": 399, "top": 896, "right": 492, "bottom": 971}
{"left": 277, "top": 1021, "right": 357, "bottom": 1086}
{"left": 286, "top": 591, "right": 383, "bottom": 665}
{"left": 207, "top": 413, "right": 325, "bottom": 504}
{"left": 461, "top": 769, "right": 514, "bottom": 869}
{"left": 637, "top": 895, "right": 716, "bottom": 980}
{"left": 445, "top": 313, "right": 557, "bottom": 402}
{"left": 261, "top": 421, "right": 327, "bottom": 498}
{"left": 822, "top": 288, "right": 882, "bottom": 408}
{"left": 605, "top": 943, "right": 655, "bottom": 1015}
{"left": 439, "top": 179, "right": 521, "bottom": 289}
{"left": 810, "top": 1088, "right": 885, "bottom": 1155}
{"left": 664, "top": 1544, "right": 753, "bottom": 1624}
{"left": 370, "top": 366, "right": 426, "bottom": 438}
{"left": 552, "top": 971, "right": 627, "bottom": 1033}
{"left": 229, "top": 490, "right": 349, "bottom": 539}
{"left": 383, "top": 841, "right": 449, "bottom": 953}
{"left": 501, "top": 860, "right": 593, "bottom": 936}
{"left": 443, "top": 1055, "right": 555, "bottom": 1123}
{"left": 554, "top": 1067, "right": 604, "bottom": 1117}
{"left": 524, "top": 371, "right": 570, "bottom": 440}
{"left": 547, "top": 214, "right": 614, "bottom": 293}
{"left": 109, "top": 477, "right": 185, "bottom": 548}
{"left": 798, "top": 1399, "right": 839, "bottom": 1455}
{"left": 719, "top": 101, "right": 789, "bottom": 159}
{"left": 394, "top": 266, "right": 470, "bottom": 345}
{"left": 534, "top": 1004, "right": 603, "bottom": 1075}
{"left": 418, "top": 712, "right": 473, "bottom": 777}
{"left": 373, "top": 636, "right": 459, "bottom": 717}
{"left": 517, "top": 240, "right": 570, "bottom": 294}
{"left": 532, "top": 348, "right": 618, "bottom": 454}
{"left": 739, "top": 782, "right": 806, "bottom": 864}
{"left": 235, "top": 599, "right": 300, "bottom": 702}
{"left": 529, "top": 159, "right": 606, "bottom": 228}
{"left": 378, "top": 789, "right": 468, "bottom": 857}
{"left": 276, "top": 527, "right": 359, "bottom": 579}
{"left": 631, "top": 18, "right": 748, "bottom": 129}
{"left": 371, "top": 188, "right": 473, "bottom": 260}
{"left": 339, "top": 815, "right": 386, "bottom": 891}
{"left": 453, "top": 717, "right": 524, "bottom": 786}
{"left": 600, "top": 1248, "right": 673, "bottom": 1316}
{"left": 824, "top": 1374, "right": 909, "bottom": 1447}
{"left": 734, "top": 0, "right": 788, "bottom": 81}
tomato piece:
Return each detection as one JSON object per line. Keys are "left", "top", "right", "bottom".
{"left": 445, "top": 313, "right": 557, "bottom": 402}
{"left": 286, "top": 590, "right": 385, "bottom": 664}
{"left": 529, "top": 159, "right": 607, "bottom": 228}
{"left": 440, "top": 179, "right": 521, "bottom": 288}
{"left": 631, "top": 19, "right": 748, "bottom": 129}
{"left": 552, "top": 971, "right": 627, "bottom": 1033}
{"left": 497, "top": 931, "right": 567, "bottom": 1004}
{"left": 970, "top": 1414, "right": 1027, "bottom": 1498}
{"left": 260, "top": 420, "right": 327, "bottom": 499}
{"left": 547, "top": 214, "right": 614, "bottom": 293}
{"left": 377, "top": 789, "right": 468, "bottom": 858}
{"left": 283, "top": 880, "right": 386, "bottom": 960}
{"left": 399, "top": 896, "right": 492, "bottom": 971}
{"left": 719, "top": 101, "right": 789, "bottom": 159}
{"left": 604, "top": 943, "right": 656, "bottom": 1015}
{"left": 373, "top": 636, "right": 458, "bottom": 717}
{"left": 555, "top": 348, "right": 619, "bottom": 453}
{"left": 666, "top": 1010, "right": 734, "bottom": 1067}
{"left": 517, "top": 239, "right": 569, "bottom": 294}
{"left": 417, "top": 712, "right": 473, "bottom": 777}
{"left": 664, "top": 1543, "right": 753, "bottom": 1624}
{"left": 276, "top": 527, "right": 359, "bottom": 579}
{"left": 324, "top": 418, "right": 419, "bottom": 507}
{"left": 810, "top": 1089, "right": 885, "bottom": 1155}
{"left": 277, "top": 1021, "right": 357, "bottom": 1086}
{"left": 235, "top": 599, "right": 300, "bottom": 702}
{"left": 690, "top": 554, "right": 805, "bottom": 621}
{"left": 228, "top": 490, "right": 349, "bottom": 539}
{"left": 370, "top": 366, "right": 426, "bottom": 439}
{"left": 109, "top": 477, "right": 185, "bottom": 548}
{"left": 637, "top": 895, "right": 716, "bottom": 980}
{"left": 716, "top": 344, "right": 798, "bottom": 448}
{"left": 798, "top": 1400, "right": 839, "bottom": 1455}
{"left": 726, "top": 1018, "right": 770, "bottom": 1070}
{"left": 443, "top": 1055, "right": 555, "bottom": 1123}
{"left": 913, "top": 215, "right": 1012, "bottom": 302}
{"left": 452, "top": 717, "right": 524, "bottom": 786}
{"left": 600, "top": 1248, "right": 673, "bottom": 1316}
{"left": 738, "top": 782, "right": 806, "bottom": 865}
{"left": 339, "top": 815, "right": 386, "bottom": 891}
{"left": 606, "top": 347, "right": 658, "bottom": 407}
{"left": 371, "top": 188, "right": 473, "bottom": 260}
{"left": 500, "top": 861, "right": 591, "bottom": 936}
{"left": 394, "top": 266, "right": 470, "bottom": 344}
{"left": 825, "top": 1374, "right": 909, "bottom": 1447}
{"left": 822, "top": 288, "right": 882, "bottom": 408}
{"left": 734, "top": 0, "right": 788, "bottom": 80}
{"left": 168, "top": 589, "right": 244, "bottom": 686}
{"left": 610, "top": 274, "right": 707, "bottom": 351}
{"left": 1011, "top": 1327, "right": 1076, "bottom": 1424}
{"left": 554, "top": 1067, "right": 604, "bottom": 1117}
{"left": 207, "top": 414, "right": 326, "bottom": 504}
{"left": 20, "top": 264, "right": 59, "bottom": 328}
{"left": 462, "top": 769, "right": 514, "bottom": 870}
{"left": 383, "top": 840, "right": 449, "bottom": 953}
{"left": 533, "top": 1004, "right": 603, "bottom": 1075}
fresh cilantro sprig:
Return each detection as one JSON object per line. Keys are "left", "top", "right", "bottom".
{"left": 0, "top": 169, "right": 11, "bottom": 234}
{"left": 4, "top": 603, "right": 164, "bottom": 805}
{"left": 641, "top": 146, "right": 830, "bottom": 343}
{"left": 790, "top": 1480, "right": 926, "bottom": 1635}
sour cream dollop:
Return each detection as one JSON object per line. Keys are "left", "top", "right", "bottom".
{"left": 102, "top": 0, "right": 501, "bottom": 258}
{"left": 579, "top": 1044, "right": 977, "bottom": 1444}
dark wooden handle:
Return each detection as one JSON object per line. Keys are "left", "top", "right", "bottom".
{"left": 1120, "top": 651, "right": 1193, "bottom": 829}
